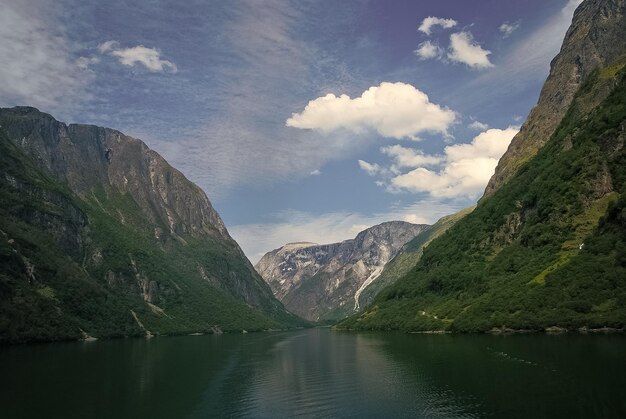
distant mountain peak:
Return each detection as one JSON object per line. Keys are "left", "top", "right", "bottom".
{"left": 255, "top": 221, "right": 429, "bottom": 322}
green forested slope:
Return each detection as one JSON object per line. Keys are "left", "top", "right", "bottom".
{"left": 357, "top": 206, "right": 474, "bottom": 309}
{"left": 337, "top": 67, "right": 626, "bottom": 332}
{"left": 0, "top": 119, "right": 303, "bottom": 344}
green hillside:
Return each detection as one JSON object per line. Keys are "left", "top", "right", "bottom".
{"left": 337, "top": 66, "right": 626, "bottom": 333}
{"left": 357, "top": 206, "right": 474, "bottom": 309}
{"left": 0, "top": 118, "right": 304, "bottom": 344}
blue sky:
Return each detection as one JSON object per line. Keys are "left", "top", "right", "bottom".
{"left": 0, "top": 0, "right": 581, "bottom": 262}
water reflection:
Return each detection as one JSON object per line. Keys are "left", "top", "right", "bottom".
{"left": 1, "top": 329, "right": 625, "bottom": 418}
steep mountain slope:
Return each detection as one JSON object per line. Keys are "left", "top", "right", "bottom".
{"left": 0, "top": 107, "right": 302, "bottom": 343}
{"left": 356, "top": 206, "right": 474, "bottom": 309}
{"left": 338, "top": 0, "right": 626, "bottom": 332}
{"left": 255, "top": 222, "right": 428, "bottom": 322}
{"left": 485, "top": 0, "right": 626, "bottom": 196}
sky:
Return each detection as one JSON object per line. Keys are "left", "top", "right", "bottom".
{"left": 0, "top": 0, "right": 582, "bottom": 262}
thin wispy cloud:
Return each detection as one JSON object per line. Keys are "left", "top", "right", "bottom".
{"left": 0, "top": 0, "right": 573, "bottom": 256}
{"left": 148, "top": 0, "right": 368, "bottom": 199}
{"left": 230, "top": 199, "right": 463, "bottom": 263}
{"left": 358, "top": 160, "right": 385, "bottom": 176}
{"left": 498, "top": 0, "right": 581, "bottom": 77}
{"left": 76, "top": 56, "right": 100, "bottom": 70}
{"left": 459, "top": 0, "right": 583, "bottom": 103}
{"left": 0, "top": 0, "right": 92, "bottom": 116}
{"left": 468, "top": 120, "right": 489, "bottom": 130}
{"left": 499, "top": 21, "right": 521, "bottom": 37}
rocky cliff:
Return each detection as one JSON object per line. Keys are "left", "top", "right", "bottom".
{"left": 338, "top": 0, "right": 626, "bottom": 333}
{"left": 0, "top": 107, "right": 302, "bottom": 343}
{"left": 255, "top": 221, "right": 428, "bottom": 322}
{"left": 485, "top": 0, "right": 626, "bottom": 196}
{"left": 356, "top": 207, "right": 475, "bottom": 310}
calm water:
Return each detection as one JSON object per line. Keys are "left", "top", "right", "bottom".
{"left": 1, "top": 328, "right": 625, "bottom": 418}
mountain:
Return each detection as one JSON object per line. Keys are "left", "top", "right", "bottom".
{"left": 337, "top": 0, "right": 626, "bottom": 332}
{"left": 356, "top": 207, "right": 474, "bottom": 310}
{"left": 485, "top": 0, "right": 626, "bottom": 196}
{"left": 255, "top": 221, "right": 428, "bottom": 322}
{"left": 0, "top": 107, "right": 303, "bottom": 343}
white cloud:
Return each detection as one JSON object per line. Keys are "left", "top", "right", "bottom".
{"left": 501, "top": 0, "right": 580, "bottom": 76}
{"left": 358, "top": 160, "right": 383, "bottom": 176}
{"left": 414, "top": 40, "right": 443, "bottom": 60}
{"left": 468, "top": 120, "right": 489, "bottom": 130}
{"left": 418, "top": 16, "right": 458, "bottom": 35}
{"left": 230, "top": 200, "right": 462, "bottom": 263}
{"left": 98, "top": 41, "right": 177, "bottom": 73}
{"left": 499, "top": 21, "right": 521, "bottom": 38}
{"left": 310, "top": 169, "right": 321, "bottom": 176}
{"left": 286, "top": 82, "right": 456, "bottom": 140}
{"left": 460, "top": 0, "right": 582, "bottom": 102}
{"left": 147, "top": 1, "right": 370, "bottom": 199}
{"left": 389, "top": 127, "right": 519, "bottom": 198}
{"left": 97, "top": 41, "right": 117, "bottom": 54}
{"left": 76, "top": 56, "right": 100, "bottom": 70}
{"left": 381, "top": 145, "right": 443, "bottom": 168}
{"left": 448, "top": 31, "right": 494, "bottom": 69}
{"left": 0, "top": 1, "right": 92, "bottom": 115}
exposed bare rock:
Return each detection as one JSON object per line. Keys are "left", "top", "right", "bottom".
{"left": 0, "top": 107, "right": 302, "bottom": 343}
{"left": 484, "top": 0, "right": 626, "bottom": 196}
{"left": 255, "top": 222, "right": 429, "bottom": 322}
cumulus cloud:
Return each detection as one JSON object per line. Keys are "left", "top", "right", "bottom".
{"left": 414, "top": 40, "right": 443, "bottom": 60}
{"left": 448, "top": 32, "right": 494, "bottom": 69}
{"left": 286, "top": 82, "right": 456, "bottom": 140}
{"left": 389, "top": 127, "right": 519, "bottom": 198}
{"left": 230, "top": 200, "right": 462, "bottom": 263}
{"left": 310, "top": 169, "right": 321, "bottom": 176}
{"left": 468, "top": 120, "right": 489, "bottom": 130}
{"left": 381, "top": 145, "right": 443, "bottom": 168}
{"left": 418, "top": 16, "right": 458, "bottom": 35}
{"left": 98, "top": 41, "right": 177, "bottom": 73}
{"left": 499, "top": 21, "right": 521, "bottom": 38}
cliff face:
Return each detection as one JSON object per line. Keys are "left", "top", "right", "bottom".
{"left": 255, "top": 221, "right": 428, "bottom": 322}
{"left": 0, "top": 107, "right": 301, "bottom": 343}
{"left": 338, "top": 0, "right": 626, "bottom": 333}
{"left": 485, "top": 0, "right": 626, "bottom": 196}
{"left": 2, "top": 107, "right": 227, "bottom": 239}
{"left": 356, "top": 207, "right": 475, "bottom": 310}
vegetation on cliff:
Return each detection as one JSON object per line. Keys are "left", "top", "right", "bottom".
{"left": 337, "top": 66, "right": 626, "bottom": 332}
{"left": 0, "top": 111, "right": 303, "bottom": 344}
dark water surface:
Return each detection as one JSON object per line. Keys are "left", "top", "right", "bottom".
{"left": 1, "top": 328, "right": 625, "bottom": 418}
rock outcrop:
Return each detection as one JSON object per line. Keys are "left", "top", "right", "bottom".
{"left": 0, "top": 107, "right": 301, "bottom": 343}
{"left": 337, "top": 0, "right": 626, "bottom": 333}
{"left": 255, "top": 221, "right": 428, "bottom": 322}
{"left": 484, "top": 0, "right": 626, "bottom": 196}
